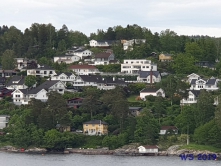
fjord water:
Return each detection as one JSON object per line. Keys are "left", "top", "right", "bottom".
{"left": 1, "top": 152, "right": 221, "bottom": 166}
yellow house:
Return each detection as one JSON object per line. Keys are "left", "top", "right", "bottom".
{"left": 83, "top": 120, "right": 108, "bottom": 136}
{"left": 159, "top": 53, "right": 173, "bottom": 62}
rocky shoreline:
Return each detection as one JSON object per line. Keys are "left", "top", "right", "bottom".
{"left": 0, "top": 145, "right": 220, "bottom": 158}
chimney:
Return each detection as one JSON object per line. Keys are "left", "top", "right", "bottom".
{"left": 2, "top": 70, "right": 4, "bottom": 78}
{"left": 150, "top": 68, "right": 153, "bottom": 86}
{"left": 113, "top": 77, "right": 115, "bottom": 81}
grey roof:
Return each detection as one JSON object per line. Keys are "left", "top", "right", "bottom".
{"left": 28, "top": 80, "right": 60, "bottom": 94}
{"left": 189, "top": 90, "right": 200, "bottom": 97}
{"left": 190, "top": 79, "right": 197, "bottom": 84}
{"left": 55, "top": 72, "right": 73, "bottom": 77}
{"left": 6, "top": 76, "right": 25, "bottom": 86}
{"left": 138, "top": 71, "right": 160, "bottom": 78}
{"left": 140, "top": 88, "right": 159, "bottom": 93}
{"left": 206, "top": 79, "right": 216, "bottom": 85}
{"left": 97, "top": 77, "right": 126, "bottom": 85}
{"left": 79, "top": 75, "right": 102, "bottom": 82}
{"left": 129, "top": 107, "right": 142, "bottom": 110}
{"left": 83, "top": 120, "right": 108, "bottom": 125}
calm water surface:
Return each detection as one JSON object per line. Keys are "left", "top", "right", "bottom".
{"left": 1, "top": 152, "right": 221, "bottom": 166}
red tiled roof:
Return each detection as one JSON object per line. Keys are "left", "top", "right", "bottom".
{"left": 143, "top": 145, "right": 158, "bottom": 149}
{"left": 161, "top": 126, "right": 177, "bottom": 130}
{"left": 69, "top": 65, "right": 97, "bottom": 69}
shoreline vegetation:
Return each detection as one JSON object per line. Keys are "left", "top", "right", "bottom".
{"left": 1, "top": 144, "right": 221, "bottom": 158}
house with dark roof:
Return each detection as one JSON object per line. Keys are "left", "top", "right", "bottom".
{"left": 159, "top": 53, "right": 173, "bottom": 62}
{"left": 27, "top": 64, "right": 57, "bottom": 77}
{"left": 53, "top": 54, "right": 80, "bottom": 64}
{"left": 160, "top": 126, "right": 178, "bottom": 135}
{"left": 15, "top": 58, "right": 37, "bottom": 71}
{"left": 180, "top": 90, "right": 200, "bottom": 105}
{"left": 190, "top": 77, "right": 219, "bottom": 91}
{"left": 50, "top": 72, "right": 76, "bottom": 84}
{"left": 83, "top": 120, "right": 108, "bottom": 135}
{"left": 12, "top": 80, "right": 66, "bottom": 105}
{"left": 195, "top": 61, "right": 215, "bottom": 70}
{"left": 140, "top": 88, "right": 165, "bottom": 100}
{"left": 94, "top": 52, "right": 115, "bottom": 65}
{"left": 97, "top": 77, "right": 127, "bottom": 90}
{"left": 73, "top": 75, "right": 102, "bottom": 89}
{"left": 137, "top": 71, "right": 161, "bottom": 83}
{"left": 129, "top": 107, "right": 143, "bottom": 116}
{"left": 67, "top": 97, "right": 84, "bottom": 109}
{"left": 69, "top": 64, "right": 100, "bottom": 75}
{"left": 0, "top": 70, "right": 18, "bottom": 78}
{"left": 6, "top": 76, "right": 29, "bottom": 90}
{"left": 66, "top": 46, "right": 92, "bottom": 59}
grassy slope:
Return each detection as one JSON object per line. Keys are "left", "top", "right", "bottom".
{"left": 179, "top": 144, "right": 221, "bottom": 153}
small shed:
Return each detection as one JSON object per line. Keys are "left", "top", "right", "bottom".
{"left": 138, "top": 145, "right": 159, "bottom": 154}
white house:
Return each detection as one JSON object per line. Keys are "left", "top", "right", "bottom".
{"left": 187, "top": 73, "right": 200, "bottom": 83}
{"left": 6, "top": 76, "right": 29, "bottom": 90}
{"left": 159, "top": 126, "right": 178, "bottom": 135}
{"left": 97, "top": 77, "right": 127, "bottom": 90}
{"left": 15, "top": 58, "right": 37, "bottom": 70}
{"left": 94, "top": 52, "right": 115, "bottom": 65}
{"left": 27, "top": 65, "right": 57, "bottom": 77}
{"left": 12, "top": 80, "right": 66, "bottom": 105}
{"left": 122, "top": 39, "right": 146, "bottom": 50}
{"left": 121, "top": 59, "right": 157, "bottom": 74}
{"left": 72, "top": 75, "right": 102, "bottom": 89}
{"left": 89, "top": 40, "right": 115, "bottom": 47}
{"left": 190, "top": 77, "right": 219, "bottom": 91}
{"left": 50, "top": 72, "right": 76, "bottom": 84}
{"left": 53, "top": 55, "right": 80, "bottom": 64}
{"left": 69, "top": 64, "right": 100, "bottom": 75}
{"left": 137, "top": 71, "right": 161, "bottom": 83}
{"left": 140, "top": 88, "right": 165, "bottom": 100}
{"left": 0, "top": 115, "right": 10, "bottom": 129}
{"left": 180, "top": 90, "right": 200, "bottom": 105}
{"left": 138, "top": 145, "right": 159, "bottom": 154}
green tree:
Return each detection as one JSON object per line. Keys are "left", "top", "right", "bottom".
{"left": 25, "top": 75, "right": 36, "bottom": 88}
{"left": 134, "top": 109, "right": 159, "bottom": 144}
{"left": 1, "top": 49, "right": 15, "bottom": 70}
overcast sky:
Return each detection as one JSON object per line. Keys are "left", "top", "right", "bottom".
{"left": 1, "top": 0, "right": 221, "bottom": 37}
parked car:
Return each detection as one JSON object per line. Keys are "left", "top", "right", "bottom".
{"left": 76, "top": 129, "right": 83, "bottom": 133}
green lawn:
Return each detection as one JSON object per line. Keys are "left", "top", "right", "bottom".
{"left": 179, "top": 144, "right": 221, "bottom": 153}
{"left": 127, "top": 95, "right": 141, "bottom": 102}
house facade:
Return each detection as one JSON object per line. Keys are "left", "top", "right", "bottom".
{"left": 0, "top": 70, "right": 18, "bottom": 77}
{"left": 121, "top": 59, "right": 157, "bottom": 74}
{"left": 94, "top": 52, "right": 115, "bottom": 65}
{"left": 180, "top": 90, "right": 200, "bottom": 105}
{"left": 159, "top": 126, "right": 178, "bottom": 135}
{"left": 54, "top": 55, "right": 80, "bottom": 64}
{"left": 0, "top": 88, "right": 13, "bottom": 99}
{"left": 83, "top": 120, "right": 108, "bottom": 136}
{"left": 137, "top": 71, "right": 161, "bottom": 83}
{"left": 69, "top": 65, "right": 100, "bottom": 75}
{"left": 122, "top": 39, "right": 146, "bottom": 50}
{"left": 89, "top": 40, "right": 115, "bottom": 47}
{"left": 159, "top": 53, "right": 173, "bottom": 62}
{"left": 190, "top": 77, "right": 219, "bottom": 91}
{"left": 138, "top": 145, "right": 159, "bottom": 153}
{"left": 0, "top": 115, "right": 10, "bottom": 129}
{"left": 67, "top": 98, "right": 84, "bottom": 109}
{"left": 140, "top": 88, "right": 165, "bottom": 100}
{"left": 72, "top": 75, "right": 102, "bottom": 89}
{"left": 12, "top": 80, "right": 66, "bottom": 105}
{"left": 50, "top": 72, "right": 76, "bottom": 84}
{"left": 187, "top": 73, "right": 200, "bottom": 84}
{"left": 27, "top": 65, "right": 57, "bottom": 77}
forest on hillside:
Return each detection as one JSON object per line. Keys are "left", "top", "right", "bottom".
{"left": 0, "top": 24, "right": 221, "bottom": 63}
